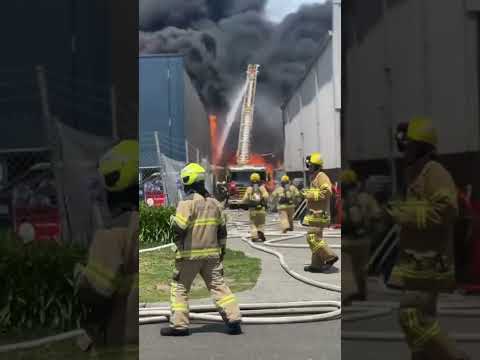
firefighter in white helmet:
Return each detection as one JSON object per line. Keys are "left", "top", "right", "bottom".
{"left": 302, "top": 152, "right": 339, "bottom": 272}
{"left": 387, "top": 117, "right": 469, "bottom": 360}
{"left": 161, "top": 163, "right": 242, "bottom": 336}
{"left": 242, "top": 172, "right": 269, "bottom": 242}
{"left": 74, "top": 140, "right": 139, "bottom": 350}
{"left": 273, "top": 175, "right": 301, "bottom": 233}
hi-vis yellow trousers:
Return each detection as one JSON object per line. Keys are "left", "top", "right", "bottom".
{"left": 170, "top": 257, "right": 241, "bottom": 329}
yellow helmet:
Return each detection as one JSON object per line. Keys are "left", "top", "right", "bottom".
{"left": 250, "top": 172, "right": 261, "bottom": 182}
{"left": 99, "top": 140, "right": 138, "bottom": 192}
{"left": 340, "top": 169, "right": 358, "bottom": 185}
{"left": 281, "top": 175, "right": 290, "bottom": 183}
{"left": 407, "top": 117, "right": 437, "bottom": 146}
{"left": 180, "top": 163, "right": 206, "bottom": 185}
{"left": 308, "top": 152, "right": 324, "bottom": 166}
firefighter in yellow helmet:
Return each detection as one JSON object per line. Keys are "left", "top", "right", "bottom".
{"left": 387, "top": 117, "right": 469, "bottom": 360}
{"left": 272, "top": 175, "right": 301, "bottom": 233}
{"left": 302, "top": 152, "right": 339, "bottom": 272}
{"left": 340, "top": 169, "right": 382, "bottom": 304}
{"left": 242, "top": 172, "right": 269, "bottom": 242}
{"left": 74, "top": 140, "right": 139, "bottom": 351}
{"left": 161, "top": 163, "right": 242, "bottom": 336}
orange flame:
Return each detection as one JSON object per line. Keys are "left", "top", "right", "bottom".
{"left": 224, "top": 152, "right": 276, "bottom": 190}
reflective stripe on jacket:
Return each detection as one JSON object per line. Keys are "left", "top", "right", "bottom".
{"left": 304, "top": 172, "right": 332, "bottom": 222}
{"left": 173, "top": 193, "right": 226, "bottom": 259}
{"left": 388, "top": 160, "right": 458, "bottom": 291}
{"left": 273, "top": 184, "right": 300, "bottom": 209}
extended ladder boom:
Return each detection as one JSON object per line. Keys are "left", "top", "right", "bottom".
{"left": 236, "top": 64, "right": 260, "bottom": 165}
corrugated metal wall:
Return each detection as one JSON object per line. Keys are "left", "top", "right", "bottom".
{"left": 110, "top": 0, "right": 138, "bottom": 140}
{"left": 139, "top": 55, "right": 186, "bottom": 165}
{"left": 283, "top": 38, "right": 341, "bottom": 172}
{"left": 0, "top": 0, "right": 113, "bottom": 149}
{"left": 69, "top": 0, "right": 112, "bottom": 135}
{"left": 140, "top": 54, "right": 211, "bottom": 167}
{"left": 343, "top": 0, "right": 479, "bottom": 162}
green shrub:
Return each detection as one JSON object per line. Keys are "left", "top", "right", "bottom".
{"left": 139, "top": 202, "right": 175, "bottom": 246}
{"left": 0, "top": 241, "right": 90, "bottom": 333}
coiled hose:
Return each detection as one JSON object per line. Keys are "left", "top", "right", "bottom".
{"left": 140, "top": 217, "right": 342, "bottom": 325}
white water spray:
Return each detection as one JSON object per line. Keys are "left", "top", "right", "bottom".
{"left": 217, "top": 80, "right": 249, "bottom": 158}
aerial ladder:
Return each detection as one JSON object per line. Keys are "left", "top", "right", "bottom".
{"left": 236, "top": 64, "right": 260, "bottom": 165}
{"left": 225, "top": 64, "right": 272, "bottom": 207}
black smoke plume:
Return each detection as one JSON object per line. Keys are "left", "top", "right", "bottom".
{"left": 140, "top": 0, "right": 332, "bottom": 158}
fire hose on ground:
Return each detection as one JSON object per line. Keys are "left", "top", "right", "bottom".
{"left": 0, "top": 330, "right": 87, "bottom": 353}
{"left": 140, "top": 216, "right": 480, "bottom": 344}
{"left": 339, "top": 221, "right": 480, "bottom": 344}
{"left": 342, "top": 300, "right": 480, "bottom": 343}
{"left": 139, "top": 219, "right": 342, "bottom": 325}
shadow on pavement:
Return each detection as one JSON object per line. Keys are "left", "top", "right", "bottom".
{"left": 304, "top": 266, "right": 340, "bottom": 274}
{"left": 190, "top": 324, "right": 230, "bottom": 335}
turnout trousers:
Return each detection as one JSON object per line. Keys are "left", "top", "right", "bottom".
{"left": 170, "top": 257, "right": 241, "bottom": 329}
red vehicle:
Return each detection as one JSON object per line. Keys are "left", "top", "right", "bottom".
{"left": 142, "top": 173, "right": 166, "bottom": 207}
{"left": 11, "top": 163, "right": 61, "bottom": 243}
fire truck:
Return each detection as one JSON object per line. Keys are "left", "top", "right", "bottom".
{"left": 141, "top": 172, "right": 167, "bottom": 207}
{"left": 226, "top": 165, "right": 267, "bottom": 208}
{"left": 6, "top": 163, "right": 61, "bottom": 243}
{"left": 222, "top": 64, "right": 276, "bottom": 208}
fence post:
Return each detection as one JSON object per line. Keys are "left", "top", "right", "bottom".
{"left": 154, "top": 131, "right": 162, "bottom": 167}
{"left": 185, "top": 139, "right": 189, "bottom": 163}
{"left": 196, "top": 148, "right": 200, "bottom": 163}
{"left": 36, "top": 66, "right": 71, "bottom": 244}
{"left": 36, "top": 65, "right": 53, "bottom": 143}
{"left": 154, "top": 131, "right": 169, "bottom": 205}
{"left": 111, "top": 85, "right": 119, "bottom": 141}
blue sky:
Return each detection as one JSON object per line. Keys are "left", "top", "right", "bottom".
{"left": 265, "top": 0, "right": 326, "bottom": 23}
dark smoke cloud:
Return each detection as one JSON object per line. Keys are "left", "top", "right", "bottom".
{"left": 140, "top": 0, "right": 332, "bottom": 157}
{"left": 140, "top": 0, "right": 268, "bottom": 30}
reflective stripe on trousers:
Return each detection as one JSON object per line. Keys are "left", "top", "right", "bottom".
{"left": 169, "top": 258, "right": 241, "bottom": 329}
{"left": 175, "top": 248, "right": 222, "bottom": 260}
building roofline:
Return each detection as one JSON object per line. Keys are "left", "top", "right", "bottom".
{"left": 0, "top": 147, "right": 49, "bottom": 154}
{"left": 281, "top": 32, "right": 332, "bottom": 110}
{"left": 138, "top": 53, "right": 184, "bottom": 59}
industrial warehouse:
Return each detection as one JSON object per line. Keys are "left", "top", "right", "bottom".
{"left": 342, "top": 1, "right": 480, "bottom": 360}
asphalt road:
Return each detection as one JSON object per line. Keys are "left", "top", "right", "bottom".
{"left": 140, "top": 322, "right": 340, "bottom": 360}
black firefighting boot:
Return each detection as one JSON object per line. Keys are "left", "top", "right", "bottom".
{"left": 226, "top": 320, "right": 242, "bottom": 335}
{"left": 258, "top": 231, "right": 266, "bottom": 242}
{"left": 160, "top": 327, "right": 190, "bottom": 336}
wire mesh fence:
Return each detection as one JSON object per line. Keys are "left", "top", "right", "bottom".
{"left": 140, "top": 130, "right": 213, "bottom": 207}
{"left": 0, "top": 65, "right": 121, "bottom": 246}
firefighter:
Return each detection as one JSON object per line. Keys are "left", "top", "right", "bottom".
{"left": 341, "top": 169, "right": 382, "bottom": 303}
{"left": 160, "top": 163, "right": 242, "bottom": 336}
{"left": 302, "top": 152, "right": 339, "bottom": 272}
{"left": 386, "top": 117, "right": 469, "bottom": 360}
{"left": 273, "top": 175, "right": 301, "bottom": 233}
{"left": 242, "top": 172, "right": 269, "bottom": 242}
{"left": 74, "top": 140, "right": 139, "bottom": 351}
